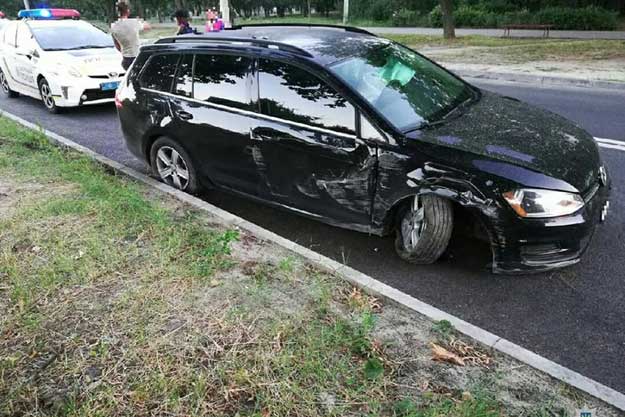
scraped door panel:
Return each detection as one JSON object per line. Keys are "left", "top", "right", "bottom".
{"left": 255, "top": 58, "right": 377, "bottom": 229}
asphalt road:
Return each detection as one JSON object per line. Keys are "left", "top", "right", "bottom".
{"left": 2, "top": 80, "right": 625, "bottom": 394}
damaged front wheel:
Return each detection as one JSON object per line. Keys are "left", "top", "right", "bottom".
{"left": 395, "top": 194, "right": 453, "bottom": 264}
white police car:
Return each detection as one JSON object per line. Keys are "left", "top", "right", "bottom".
{"left": 0, "top": 9, "right": 124, "bottom": 113}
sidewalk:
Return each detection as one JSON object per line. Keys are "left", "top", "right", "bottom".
{"left": 414, "top": 43, "right": 625, "bottom": 89}
{"left": 367, "top": 27, "right": 625, "bottom": 40}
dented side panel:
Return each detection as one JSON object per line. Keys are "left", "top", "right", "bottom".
{"left": 249, "top": 117, "right": 378, "bottom": 230}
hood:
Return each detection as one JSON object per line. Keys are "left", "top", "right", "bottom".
{"left": 415, "top": 91, "right": 601, "bottom": 194}
{"left": 46, "top": 47, "right": 124, "bottom": 76}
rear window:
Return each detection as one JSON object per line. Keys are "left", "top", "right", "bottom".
{"left": 140, "top": 54, "right": 180, "bottom": 92}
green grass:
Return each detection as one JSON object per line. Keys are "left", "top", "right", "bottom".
{"left": 236, "top": 14, "right": 391, "bottom": 27}
{"left": 0, "top": 116, "right": 516, "bottom": 416}
{"left": 386, "top": 34, "right": 625, "bottom": 62}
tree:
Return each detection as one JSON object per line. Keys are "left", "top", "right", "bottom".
{"left": 439, "top": 0, "right": 455, "bottom": 39}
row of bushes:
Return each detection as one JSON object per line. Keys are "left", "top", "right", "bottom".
{"left": 422, "top": 5, "right": 621, "bottom": 30}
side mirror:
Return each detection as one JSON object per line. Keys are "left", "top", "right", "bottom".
{"left": 16, "top": 47, "right": 38, "bottom": 59}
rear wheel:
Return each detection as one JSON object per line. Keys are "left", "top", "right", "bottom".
{"left": 0, "top": 68, "right": 19, "bottom": 98}
{"left": 38, "top": 78, "right": 60, "bottom": 114}
{"left": 394, "top": 194, "right": 454, "bottom": 264}
{"left": 150, "top": 137, "right": 200, "bottom": 194}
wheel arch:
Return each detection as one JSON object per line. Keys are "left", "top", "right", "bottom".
{"left": 381, "top": 188, "right": 499, "bottom": 250}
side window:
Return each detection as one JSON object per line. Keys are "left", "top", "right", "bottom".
{"left": 16, "top": 24, "right": 35, "bottom": 50}
{"left": 258, "top": 59, "right": 356, "bottom": 135}
{"left": 173, "top": 54, "right": 193, "bottom": 98}
{"left": 4, "top": 22, "right": 17, "bottom": 47}
{"left": 193, "top": 54, "right": 252, "bottom": 110}
{"left": 360, "top": 114, "right": 385, "bottom": 142}
{"left": 140, "top": 54, "right": 180, "bottom": 92}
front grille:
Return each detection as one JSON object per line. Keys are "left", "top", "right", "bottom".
{"left": 88, "top": 73, "right": 125, "bottom": 80}
{"left": 583, "top": 182, "right": 600, "bottom": 203}
{"left": 520, "top": 241, "right": 584, "bottom": 265}
{"left": 81, "top": 89, "right": 115, "bottom": 103}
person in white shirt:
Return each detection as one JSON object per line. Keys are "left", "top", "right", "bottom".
{"left": 111, "top": 2, "right": 150, "bottom": 70}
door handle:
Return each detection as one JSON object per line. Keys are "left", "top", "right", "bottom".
{"left": 250, "top": 129, "right": 269, "bottom": 141}
{"left": 175, "top": 110, "right": 193, "bottom": 121}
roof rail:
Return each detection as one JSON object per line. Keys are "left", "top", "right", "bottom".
{"left": 154, "top": 35, "right": 314, "bottom": 57}
{"left": 230, "top": 23, "right": 377, "bottom": 37}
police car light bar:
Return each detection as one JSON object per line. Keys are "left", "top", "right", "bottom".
{"left": 18, "top": 8, "right": 81, "bottom": 20}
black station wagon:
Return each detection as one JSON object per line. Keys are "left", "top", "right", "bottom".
{"left": 117, "top": 24, "right": 611, "bottom": 274}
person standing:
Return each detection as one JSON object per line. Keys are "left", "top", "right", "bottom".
{"left": 174, "top": 9, "right": 198, "bottom": 35}
{"left": 205, "top": 8, "right": 224, "bottom": 32}
{"left": 111, "top": 2, "right": 151, "bottom": 71}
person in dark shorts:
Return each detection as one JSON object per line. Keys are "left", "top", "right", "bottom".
{"left": 111, "top": 2, "right": 151, "bottom": 70}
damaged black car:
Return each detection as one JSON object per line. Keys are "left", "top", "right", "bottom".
{"left": 116, "top": 24, "right": 611, "bottom": 274}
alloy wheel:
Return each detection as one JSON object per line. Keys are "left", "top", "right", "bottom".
{"left": 156, "top": 146, "right": 190, "bottom": 190}
{"left": 401, "top": 195, "right": 426, "bottom": 251}
{"left": 40, "top": 82, "right": 55, "bottom": 109}
{"left": 0, "top": 70, "right": 9, "bottom": 94}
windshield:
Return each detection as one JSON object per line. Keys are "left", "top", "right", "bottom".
{"left": 330, "top": 42, "right": 475, "bottom": 131}
{"left": 30, "top": 23, "right": 113, "bottom": 51}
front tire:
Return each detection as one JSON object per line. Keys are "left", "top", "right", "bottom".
{"left": 38, "top": 78, "right": 60, "bottom": 114}
{"left": 150, "top": 137, "right": 200, "bottom": 194}
{"left": 395, "top": 194, "right": 454, "bottom": 264}
{"left": 0, "top": 68, "right": 19, "bottom": 98}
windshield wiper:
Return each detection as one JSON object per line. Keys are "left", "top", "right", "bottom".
{"left": 72, "top": 45, "right": 112, "bottom": 50}
{"left": 44, "top": 45, "right": 111, "bottom": 51}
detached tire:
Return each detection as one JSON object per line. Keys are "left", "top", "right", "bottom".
{"left": 395, "top": 194, "right": 454, "bottom": 264}
{"left": 150, "top": 137, "right": 200, "bottom": 194}
{"left": 0, "top": 68, "right": 19, "bottom": 98}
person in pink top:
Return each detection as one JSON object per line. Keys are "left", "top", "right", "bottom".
{"left": 205, "top": 8, "right": 224, "bottom": 32}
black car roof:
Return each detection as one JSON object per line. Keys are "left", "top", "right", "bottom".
{"left": 154, "top": 24, "right": 391, "bottom": 66}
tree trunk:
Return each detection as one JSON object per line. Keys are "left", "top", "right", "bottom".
{"left": 439, "top": 0, "right": 455, "bottom": 39}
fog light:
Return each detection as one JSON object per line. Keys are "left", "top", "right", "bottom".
{"left": 61, "top": 86, "right": 69, "bottom": 99}
{"left": 81, "top": 94, "right": 87, "bottom": 101}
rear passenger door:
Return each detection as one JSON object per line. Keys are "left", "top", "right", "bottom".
{"left": 168, "top": 52, "right": 262, "bottom": 195}
{"left": 251, "top": 58, "right": 377, "bottom": 228}
{"left": 1, "top": 22, "right": 19, "bottom": 89}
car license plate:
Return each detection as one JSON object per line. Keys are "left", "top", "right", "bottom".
{"left": 100, "top": 81, "right": 120, "bottom": 91}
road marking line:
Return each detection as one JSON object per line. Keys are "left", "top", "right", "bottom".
{"left": 595, "top": 137, "right": 625, "bottom": 146}
{"left": 2, "top": 108, "right": 625, "bottom": 411}
{"left": 598, "top": 142, "right": 625, "bottom": 152}
{"left": 594, "top": 137, "right": 625, "bottom": 152}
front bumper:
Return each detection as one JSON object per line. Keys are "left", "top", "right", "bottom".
{"left": 46, "top": 75, "right": 122, "bottom": 107}
{"left": 490, "top": 179, "right": 611, "bottom": 274}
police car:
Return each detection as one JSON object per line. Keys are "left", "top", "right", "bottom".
{"left": 0, "top": 9, "right": 124, "bottom": 113}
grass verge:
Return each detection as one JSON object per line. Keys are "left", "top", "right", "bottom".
{"left": 0, "top": 116, "right": 618, "bottom": 416}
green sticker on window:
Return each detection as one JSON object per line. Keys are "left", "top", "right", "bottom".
{"left": 377, "top": 57, "right": 416, "bottom": 87}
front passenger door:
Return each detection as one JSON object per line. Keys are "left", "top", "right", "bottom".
{"left": 251, "top": 59, "right": 377, "bottom": 229}
{"left": 14, "top": 23, "right": 37, "bottom": 89}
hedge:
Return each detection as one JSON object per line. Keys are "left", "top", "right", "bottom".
{"left": 429, "top": 5, "right": 619, "bottom": 30}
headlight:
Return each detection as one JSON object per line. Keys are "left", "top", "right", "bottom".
{"left": 502, "top": 189, "right": 584, "bottom": 218}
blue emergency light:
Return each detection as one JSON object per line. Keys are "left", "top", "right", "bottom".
{"left": 18, "top": 8, "right": 80, "bottom": 20}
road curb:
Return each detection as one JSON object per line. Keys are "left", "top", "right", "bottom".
{"left": 455, "top": 69, "right": 625, "bottom": 90}
{"left": 2, "top": 109, "right": 625, "bottom": 412}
